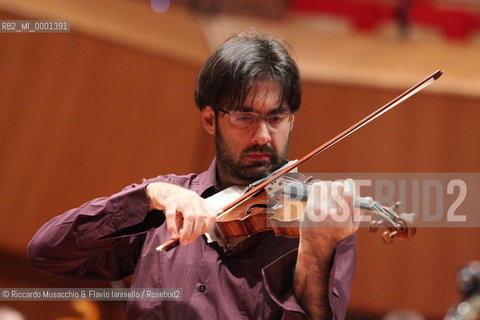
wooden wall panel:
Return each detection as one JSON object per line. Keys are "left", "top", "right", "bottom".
{"left": 291, "top": 81, "right": 480, "bottom": 319}
{"left": 293, "top": 81, "right": 480, "bottom": 172}
{"left": 0, "top": 11, "right": 212, "bottom": 256}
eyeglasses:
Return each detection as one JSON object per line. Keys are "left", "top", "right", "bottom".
{"left": 218, "top": 108, "right": 294, "bottom": 130}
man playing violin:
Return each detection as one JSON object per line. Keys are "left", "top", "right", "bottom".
{"left": 29, "top": 30, "right": 358, "bottom": 320}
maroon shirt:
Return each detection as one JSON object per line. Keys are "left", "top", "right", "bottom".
{"left": 28, "top": 160, "right": 356, "bottom": 319}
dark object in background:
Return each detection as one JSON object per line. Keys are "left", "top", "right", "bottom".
{"left": 445, "top": 261, "right": 480, "bottom": 320}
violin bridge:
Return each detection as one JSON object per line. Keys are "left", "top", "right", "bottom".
{"left": 265, "top": 179, "right": 286, "bottom": 198}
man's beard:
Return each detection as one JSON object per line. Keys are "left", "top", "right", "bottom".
{"left": 215, "top": 128, "right": 289, "bottom": 183}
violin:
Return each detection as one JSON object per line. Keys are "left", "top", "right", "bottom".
{"left": 156, "top": 70, "right": 442, "bottom": 253}
{"left": 220, "top": 173, "right": 415, "bottom": 240}
{"left": 207, "top": 172, "right": 416, "bottom": 253}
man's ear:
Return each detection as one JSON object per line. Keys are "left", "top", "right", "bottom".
{"left": 289, "top": 115, "right": 295, "bottom": 132}
{"left": 201, "top": 106, "right": 216, "bottom": 135}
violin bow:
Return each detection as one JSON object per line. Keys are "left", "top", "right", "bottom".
{"left": 156, "top": 69, "right": 443, "bottom": 252}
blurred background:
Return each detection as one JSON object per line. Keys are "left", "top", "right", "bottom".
{"left": 0, "top": 0, "right": 479, "bottom": 319}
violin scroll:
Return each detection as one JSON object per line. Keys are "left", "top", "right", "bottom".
{"left": 277, "top": 180, "right": 417, "bottom": 244}
{"left": 358, "top": 197, "right": 416, "bottom": 244}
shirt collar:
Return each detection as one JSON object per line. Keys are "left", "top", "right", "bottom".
{"left": 194, "top": 158, "right": 219, "bottom": 198}
{"left": 195, "top": 158, "right": 296, "bottom": 198}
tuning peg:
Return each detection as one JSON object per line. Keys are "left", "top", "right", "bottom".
{"left": 382, "top": 231, "right": 397, "bottom": 244}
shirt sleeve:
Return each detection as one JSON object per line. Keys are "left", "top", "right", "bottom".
{"left": 28, "top": 179, "right": 165, "bottom": 281}
{"left": 262, "top": 234, "right": 356, "bottom": 320}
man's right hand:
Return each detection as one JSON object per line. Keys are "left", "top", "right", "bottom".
{"left": 146, "top": 182, "right": 216, "bottom": 245}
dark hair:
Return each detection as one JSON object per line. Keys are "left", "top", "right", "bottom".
{"left": 194, "top": 30, "right": 301, "bottom": 113}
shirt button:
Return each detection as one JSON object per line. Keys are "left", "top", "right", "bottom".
{"left": 198, "top": 285, "right": 206, "bottom": 292}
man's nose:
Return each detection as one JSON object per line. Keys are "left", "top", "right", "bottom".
{"left": 251, "top": 119, "right": 272, "bottom": 145}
